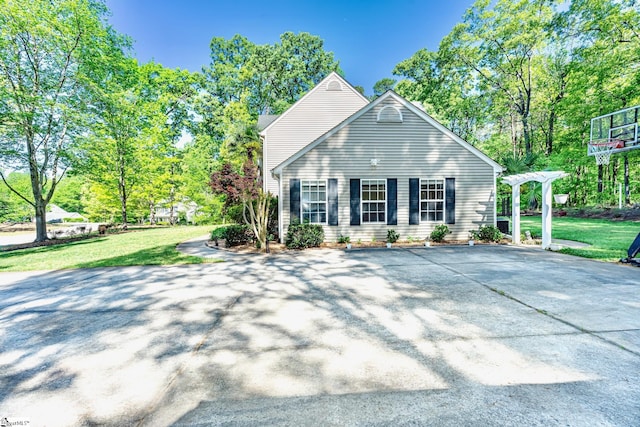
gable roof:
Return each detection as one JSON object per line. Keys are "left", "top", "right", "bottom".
{"left": 273, "top": 90, "right": 504, "bottom": 175}
{"left": 258, "top": 71, "right": 369, "bottom": 136}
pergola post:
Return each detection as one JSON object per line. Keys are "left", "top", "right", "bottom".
{"left": 541, "top": 180, "right": 552, "bottom": 250}
{"left": 511, "top": 184, "right": 521, "bottom": 245}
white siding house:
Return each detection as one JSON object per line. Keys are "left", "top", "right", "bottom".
{"left": 271, "top": 89, "right": 503, "bottom": 242}
{"left": 259, "top": 72, "right": 369, "bottom": 195}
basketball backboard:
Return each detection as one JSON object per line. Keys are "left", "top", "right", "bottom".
{"left": 589, "top": 105, "right": 640, "bottom": 158}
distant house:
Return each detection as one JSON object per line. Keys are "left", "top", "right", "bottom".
{"left": 45, "top": 205, "right": 86, "bottom": 223}
{"left": 261, "top": 73, "right": 503, "bottom": 242}
{"left": 154, "top": 201, "right": 199, "bottom": 224}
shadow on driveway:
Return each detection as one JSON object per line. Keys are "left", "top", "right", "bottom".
{"left": 1, "top": 246, "right": 639, "bottom": 426}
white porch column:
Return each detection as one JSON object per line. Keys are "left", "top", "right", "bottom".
{"left": 541, "top": 180, "right": 553, "bottom": 249}
{"left": 511, "top": 184, "right": 521, "bottom": 245}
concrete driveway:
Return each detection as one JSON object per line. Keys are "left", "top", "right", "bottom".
{"left": 0, "top": 245, "right": 639, "bottom": 426}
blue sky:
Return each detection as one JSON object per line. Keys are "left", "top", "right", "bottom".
{"left": 105, "top": 0, "right": 474, "bottom": 95}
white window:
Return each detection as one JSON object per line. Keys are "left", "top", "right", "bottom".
{"left": 362, "top": 179, "right": 386, "bottom": 223}
{"left": 421, "top": 179, "right": 444, "bottom": 222}
{"left": 301, "top": 180, "right": 327, "bottom": 223}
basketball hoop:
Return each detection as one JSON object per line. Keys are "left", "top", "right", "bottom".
{"left": 588, "top": 140, "right": 624, "bottom": 165}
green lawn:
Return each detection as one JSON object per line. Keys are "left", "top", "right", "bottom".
{"left": 520, "top": 216, "right": 639, "bottom": 261}
{"left": 0, "top": 226, "right": 217, "bottom": 272}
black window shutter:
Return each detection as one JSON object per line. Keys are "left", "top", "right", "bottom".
{"left": 328, "top": 178, "right": 338, "bottom": 226}
{"left": 350, "top": 179, "right": 360, "bottom": 226}
{"left": 290, "top": 179, "right": 301, "bottom": 223}
{"left": 445, "top": 177, "right": 455, "bottom": 224}
{"left": 387, "top": 178, "right": 397, "bottom": 225}
{"left": 409, "top": 178, "right": 419, "bottom": 225}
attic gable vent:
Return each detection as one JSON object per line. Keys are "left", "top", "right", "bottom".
{"left": 377, "top": 105, "right": 403, "bottom": 123}
{"left": 327, "top": 80, "right": 342, "bottom": 91}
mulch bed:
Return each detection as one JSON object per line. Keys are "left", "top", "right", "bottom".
{"left": 565, "top": 207, "right": 640, "bottom": 221}
{"left": 208, "top": 239, "right": 507, "bottom": 255}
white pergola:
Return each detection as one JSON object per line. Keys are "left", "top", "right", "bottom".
{"left": 502, "top": 171, "right": 568, "bottom": 250}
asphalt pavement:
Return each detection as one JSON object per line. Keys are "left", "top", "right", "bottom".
{"left": 1, "top": 243, "right": 639, "bottom": 426}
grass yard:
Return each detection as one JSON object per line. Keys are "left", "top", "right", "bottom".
{"left": 0, "top": 226, "right": 217, "bottom": 272}
{"left": 520, "top": 216, "right": 639, "bottom": 261}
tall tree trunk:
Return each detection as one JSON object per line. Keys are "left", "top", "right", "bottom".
{"left": 511, "top": 113, "right": 518, "bottom": 156}
{"left": 624, "top": 154, "right": 630, "bottom": 205}
{"left": 149, "top": 201, "right": 156, "bottom": 225}
{"left": 169, "top": 163, "right": 177, "bottom": 226}
{"left": 168, "top": 185, "right": 176, "bottom": 226}
{"left": 27, "top": 133, "right": 48, "bottom": 242}
{"left": 597, "top": 164, "right": 603, "bottom": 194}
{"left": 34, "top": 197, "right": 48, "bottom": 242}
{"left": 119, "top": 172, "right": 128, "bottom": 227}
{"left": 118, "top": 143, "right": 128, "bottom": 227}
{"left": 546, "top": 110, "right": 555, "bottom": 155}
{"left": 522, "top": 115, "right": 532, "bottom": 155}
{"left": 546, "top": 72, "right": 566, "bottom": 156}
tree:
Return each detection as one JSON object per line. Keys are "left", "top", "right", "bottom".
{"left": 0, "top": 0, "right": 123, "bottom": 241}
{"left": 546, "top": 0, "right": 638, "bottom": 204}
{"left": 372, "top": 78, "right": 397, "bottom": 98}
{"left": 209, "top": 161, "right": 273, "bottom": 251}
{"left": 438, "top": 0, "right": 556, "bottom": 155}
{"left": 135, "top": 64, "right": 199, "bottom": 225}
{"left": 246, "top": 32, "right": 341, "bottom": 114}
{"left": 200, "top": 32, "right": 340, "bottom": 144}
{"left": 195, "top": 32, "right": 341, "bottom": 226}
{"left": 78, "top": 57, "right": 197, "bottom": 226}
{"left": 392, "top": 0, "right": 639, "bottom": 206}
{"left": 79, "top": 56, "right": 144, "bottom": 226}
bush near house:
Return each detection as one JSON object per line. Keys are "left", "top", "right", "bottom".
{"left": 210, "top": 224, "right": 255, "bottom": 247}
{"left": 285, "top": 221, "right": 324, "bottom": 249}
{"left": 210, "top": 227, "right": 226, "bottom": 242}
{"left": 470, "top": 225, "right": 502, "bottom": 243}
{"left": 430, "top": 225, "right": 451, "bottom": 243}
{"left": 337, "top": 234, "right": 350, "bottom": 244}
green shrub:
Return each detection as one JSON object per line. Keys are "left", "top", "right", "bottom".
{"left": 286, "top": 221, "right": 324, "bottom": 249}
{"left": 210, "top": 227, "right": 226, "bottom": 241}
{"left": 470, "top": 225, "right": 502, "bottom": 243}
{"left": 337, "top": 234, "right": 351, "bottom": 244}
{"left": 211, "top": 224, "right": 254, "bottom": 247}
{"left": 387, "top": 229, "right": 399, "bottom": 243}
{"left": 225, "top": 224, "right": 255, "bottom": 246}
{"left": 430, "top": 224, "right": 450, "bottom": 243}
